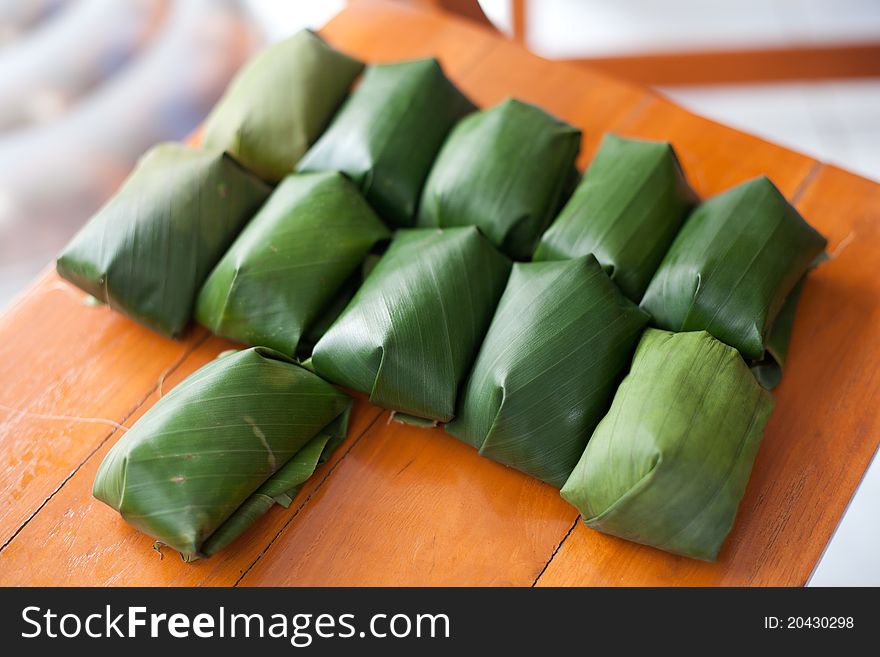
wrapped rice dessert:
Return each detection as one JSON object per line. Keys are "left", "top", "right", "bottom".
{"left": 297, "top": 58, "right": 474, "bottom": 226}
{"left": 534, "top": 134, "right": 697, "bottom": 302}
{"left": 640, "top": 175, "right": 826, "bottom": 387}
{"left": 57, "top": 143, "right": 270, "bottom": 337}
{"left": 447, "top": 255, "right": 649, "bottom": 487}
{"left": 93, "top": 347, "right": 352, "bottom": 561}
{"left": 195, "top": 171, "right": 390, "bottom": 356}
{"left": 311, "top": 226, "right": 511, "bottom": 423}
{"left": 203, "top": 29, "right": 363, "bottom": 181}
{"left": 561, "top": 329, "right": 775, "bottom": 561}
{"left": 417, "top": 98, "right": 581, "bottom": 260}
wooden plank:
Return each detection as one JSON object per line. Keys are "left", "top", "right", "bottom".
{"left": 454, "top": 38, "right": 646, "bottom": 167}
{"left": 0, "top": 271, "right": 204, "bottom": 548}
{"left": 537, "top": 166, "right": 880, "bottom": 586}
{"left": 0, "top": 335, "right": 383, "bottom": 586}
{"left": 610, "top": 96, "right": 819, "bottom": 198}
{"left": 1, "top": 0, "right": 878, "bottom": 587}
{"left": 572, "top": 42, "right": 880, "bottom": 86}
{"left": 321, "top": 0, "right": 497, "bottom": 71}
{"left": 408, "top": 0, "right": 493, "bottom": 27}
{"left": 235, "top": 1, "right": 839, "bottom": 587}
{"left": 231, "top": 3, "right": 651, "bottom": 586}
{"left": 238, "top": 419, "right": 577, "bottom": 586}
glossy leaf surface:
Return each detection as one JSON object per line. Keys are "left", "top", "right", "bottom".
{"left": 312, "top": 227, "right": 511, "bottom": 422}
{"left": 534, "top": 134, "right": 697, "bottom": 301}
{"left": 417, "top": 98, "right": 581, "bottom": 260}
{"left": 57, "top": 143, "right": 270, "bottom": 337}
{"left": 297, "top": 58, "right": 474, "bottom": 226}
{"left": 640, "top": 176, "right": 826, "bottom": 364}
{"left": 195, "top": 172, "right": 390, "bottom": 355}
{"left": 447, "top": 255, "right": 649, "bottom": 487}
{"left": 93, "top": 347, "right": 352, "bottom": 560}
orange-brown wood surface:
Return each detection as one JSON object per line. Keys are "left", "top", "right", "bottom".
{"left": 571, "top": 42, "right": 880, "bottom": 86}
{"left": 1, "top": 0, "right": 878, "bottom": 586}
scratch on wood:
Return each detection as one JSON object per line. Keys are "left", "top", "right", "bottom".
{"left": 791, "top": 161, "right": 825, "bottom": 203}
{"left": 0, "top": 332, "right": 209, "bottom": 554}
{"left": 830, "top": 230, "right": 856, "bottom": 259}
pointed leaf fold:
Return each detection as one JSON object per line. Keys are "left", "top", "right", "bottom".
{"left": 297, "top": 58, "right": 474, "bottom": 226}
{"left": 57, "top": 143, "right": 270, "bottom": 337}
{"left": 447, "top": 255, "right": 649, "bottom": 487}
{"left": 93, "top": 347, "right": 352, "bottom": 560}
{"left": 195, "top": 171, "right": 390, "bottom": 355}
{"left": 417, "top": 98, "right": 581, "bottom": 260}
{"left": 312, "top": 227, "right": 511, "bottom": 422}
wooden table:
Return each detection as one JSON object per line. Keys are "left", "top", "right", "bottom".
{"left": 1, "top": 0, "right": 878, "bottom": 586}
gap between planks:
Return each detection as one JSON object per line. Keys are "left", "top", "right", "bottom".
{"left": 529, "top": 158, "right": 830, "bottom": 587}
{"left": 9, "top": 32, "right": 503, "bottom": 572}
{"left": 1, "top": 22, "right": 631, "bottom": 562}
{"left": 531, "top": 517, "right": 579, "bottom": 587}
{"left": 0, "top": 331, "right": 211, "bottom": 553}
{"left": 234, "top": 410, "right": 388, "bottom": 586}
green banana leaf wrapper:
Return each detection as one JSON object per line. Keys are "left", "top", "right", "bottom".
{"left": 203, "top": 29, "right": 364, "bottom": 182}
{"left": 640, "top": 175, "right": 827, "bottom": 386}
{"left": 750, "top": 276, "right": 806, "bottom": 389}
{"left": 417, "top": 98, "right": 582, "bottom": 260}
{"left": 534, "top": 134, "right": 698, "bottom": 302}
{"left": 446, "top": 255, "right": 649, "bottom": 487}
{"left": 561, "top": 329, "right": 774, "bottom": 561}
{"left": 93, "top": 347, "right": 352, "bottom": 561}
{"left": 57, "top": 143, "right": 270, "bottom": 337}
{"left": 195, "top": 171, "right": 390, "bottom": 356}
{"left": 297, "top": 58, "right": 475, "bottom": 227}
{"left": 297, "top": 253, "right": 382, "bottom": 356}
{"left": 311, "top": 226, "right": 511, "bottom": 423}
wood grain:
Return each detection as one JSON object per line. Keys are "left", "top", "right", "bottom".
{"left": 0, "top": 333, "right": 383, "bottom": 586}
{"left": 571, "top": 43, "right": 880, "bottom": 86}
{"left": 537, "top": 166, "right": 880, "bottom": 585}
{"left": 610, "top": 96, "right": 819, "bottom": 198}
{"left": 0, "top": 0, "right": 878, "bottom": 586}
{"left": 454, "top": 38, "right": 646, "bottom": 167}
{"left": 0, "top": 271, "right": 204, "bottom": 548}
{"left": 238, "top": 418, "right": 577, "bottom": 586}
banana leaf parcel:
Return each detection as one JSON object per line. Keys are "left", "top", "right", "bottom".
{"left": 311, "top": 226, "right": 511, "bottom": 423}
{"left": 195, "top": 171, "right": 390, "bottom": 356}
{"left": 534, "top": 134, "right": 698, "bottom": 302}
{"left": 296, "top": 58, "right": 475, "bottom": 227}
{"left": 93, "top": 347, "right": 352, "bottom": 561}
{"left": 417, "top": 98, "right": 581, "bottom": 260}
{"left": 446, "top": 255, "right": 649, "bottom": 487}
{"left": 560, "top": 329, "right": 774, "bottom": 561}
{"left": 202, "top": 29, "right": 364, "bottom": 182}
{"left": 57, "top": 143, "right": 270, "bottom": 337}
{"left": 640, "top": 176, "right": 826, "bottom": 385}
